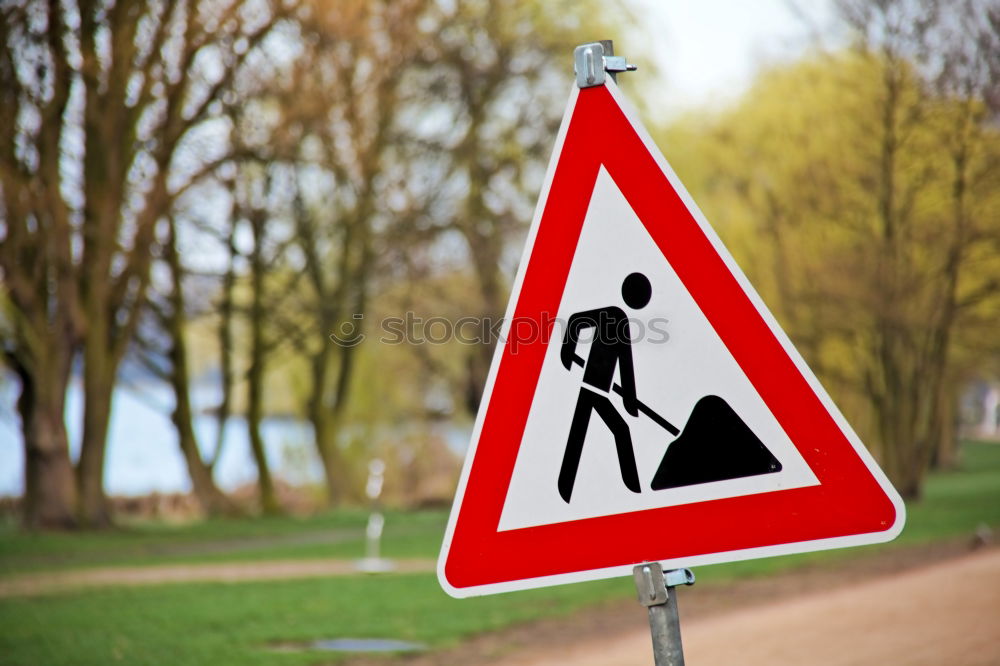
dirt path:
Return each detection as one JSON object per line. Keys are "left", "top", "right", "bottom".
{"left": 0, "top": 558, "right": 436, "bottom": 597}
{"left": 500, "top": 547, "right": 1000, "bottom": 666}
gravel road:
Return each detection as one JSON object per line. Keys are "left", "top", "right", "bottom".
{"left": 503, "top": 547, "right": 1000, "bottom": 666}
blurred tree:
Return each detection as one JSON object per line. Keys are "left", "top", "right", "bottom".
{"left": 264, "top": 0, "right": 432, "bottom": 506}
{"left": 134, "top": 214, "right": 237, "bottom": 516}
{"left": 0, "top": 0, "right": 294, "bottom": 526}
{"left": 250, "top": 0, "right": 632, "bottom": 504}
{"left": 171, "top": 155, "right": 298, "bottom": 516}
{"left": 244, "top": 168, "right": 279, "bottom": 514}
{"left": 212, "top": 208, "right": 238, "bottom": 478}
{"left": 916, "top": 0, "right": 1000, "bottom": 467}
{"left": 661, "top": 0, "right": 1000, "bottom": 498}
{"left": 832, "top": 0, "right": 999, "bottom": 491}
{"left": 403, "top": 0, "right": 630, "bottom": 415}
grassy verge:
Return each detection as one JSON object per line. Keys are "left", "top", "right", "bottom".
{"left": 0, "top": 441, "right": 997, "bottom": 665}
{"left": 0, "top": 509, "right": 449, "bottom": 575}
{"left": 0, "top": 573, "right": 633, "bottom": 665}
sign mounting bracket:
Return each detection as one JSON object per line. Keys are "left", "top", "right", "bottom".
{"left": 574, "top": 40, "right": 637, "bottom": 88}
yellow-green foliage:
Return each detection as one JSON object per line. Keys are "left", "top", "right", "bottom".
{"left": 655, "top": 50, "right": 1000, "bottom": 486}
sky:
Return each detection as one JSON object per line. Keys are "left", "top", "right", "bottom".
{"left": 625, "top": 0, "right": 837, "bottom": 113}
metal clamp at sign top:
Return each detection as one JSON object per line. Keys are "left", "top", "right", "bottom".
{"left": 574, "top": 41, "right": 637, "bottom": 88}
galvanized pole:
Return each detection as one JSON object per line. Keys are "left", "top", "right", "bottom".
{"left": 633, "top": 562, "right": 695, "bottom": 666}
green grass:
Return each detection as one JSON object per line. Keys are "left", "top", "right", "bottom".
{"left": 0, "top": 509, "right": 449, "bottom": 575}
{"left": 897, "top": 440, "right": 1000, "bottom": 544}
{"left": 0, "top": 574, "right": 633, "bottom": 665}
{"left": 0, "top": 441, "right": 998, "bottom": 665}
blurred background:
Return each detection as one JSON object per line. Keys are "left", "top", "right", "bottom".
{"left": 1, "top": 0, "right": 999, "bottom": 663}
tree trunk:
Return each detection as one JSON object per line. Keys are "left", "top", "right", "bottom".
{"left": 462, "top": 234, "right": 505, "bottom": 415}
{"left": 930, "top": 383, "right": 960, "bottom": 470}
{"left": 172, "top": 382, "right": 237, "bottom": 515}
{"left": 212, "top": 229, "right": 238, "bottom": 468}
{"left": 16, "top": 361, "right": 77, "bottom": 529}
{"left": 247, "top": 209, "right": 279, "bottom": 515}
{"left": 868, "top": 52, "right": 930, "bottom": 501}
{"left": 163, "top": 218, "right": 238, "bottom": 516}
{"left": 308, "top": 346, "right": 344, "bottom": 506}
{"left": 464, "top": 342, "right": 494, "bottom": 415}
{"left": 76, "top": 340, "right": 114, "bottom": 527}
{"left": 928, "top": 100, "right": 974, "bottom": 472}
{"left": 312, "top": 411, "right": 345, "bottom": 506}
{"left": 247, "top": 358, "right": 279, "bottom": 514}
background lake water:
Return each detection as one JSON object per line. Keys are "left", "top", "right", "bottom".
{"left": 1, "top": 377, "right": 471, "bottom": 498}
{"left": 1, "top": 378, "right": 333, "bottom": 497}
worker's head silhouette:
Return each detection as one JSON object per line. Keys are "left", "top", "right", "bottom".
{"left": 622, "top": 272, "right": 651, "bottom": 309}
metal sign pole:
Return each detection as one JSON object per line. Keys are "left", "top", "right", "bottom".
{"left": 634, "top": 562, "right": 695, "bottom": 666}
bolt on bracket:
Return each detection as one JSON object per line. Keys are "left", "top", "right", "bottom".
{"left": 574, "top": 42, "right": 637, "bottom": 88}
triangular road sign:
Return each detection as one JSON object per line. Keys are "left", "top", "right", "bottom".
{"left": 438, "top": 79, "right": 904, "bottom": 598}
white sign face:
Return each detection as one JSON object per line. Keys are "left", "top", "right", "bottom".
{"left": 497, "top": 168, "right": 818, "bottom": 532}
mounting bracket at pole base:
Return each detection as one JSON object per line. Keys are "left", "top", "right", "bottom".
{"left": 574, "top": 41, "right": 637, "bottom": 88}
{"left": 633, "top": 562, "right": 694, "bottom": 666}
{"left": 634, "top": 562, "right": 695, "bottom": 606}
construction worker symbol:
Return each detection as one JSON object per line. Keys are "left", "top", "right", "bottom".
{"left": 557, "top": 272, "right": 782, "bottom": 503}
